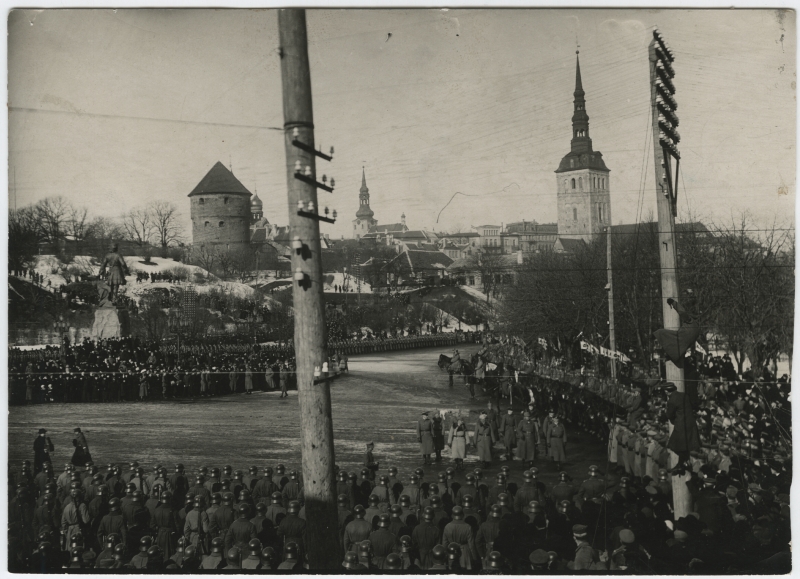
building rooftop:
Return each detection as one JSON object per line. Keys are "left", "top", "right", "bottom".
{"left": 189, "top": 161, "right": 252, "bottom": 197}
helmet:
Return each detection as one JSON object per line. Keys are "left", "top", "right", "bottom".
{"left": 523, "top": 471, "right": 534, "bottom": 483}
{"left": 284, "top": 541, "right": 299, "bottom": 559}
{"left": 113, "top": 543, "right": 126, "bottom": 557}
{"left": 248, "top": 538, "right": 262, "bottom": 555}
{"left": 446, "top": 467, "right": 455, "bottom": 478}
{"left": 380, "top": 475, "right": 389, "bottom": 485}
{"left": 353, "top": 505, "right": 366, "bottom": 518}
{"left": 528, "top": 501, "right": 543, "bottom": 515}
{"left": 384, "top": 553, "right": 402, "bottom": 570}
{"left": 226, "top": 547, "right": 240, "bottom": 562}
{"left": 139, "top": 536, "right": 153, "bottom": 553}
{"left": 400, "top": 535, "right": 412, "bottom": 553}
{"left": 289, "top": 470, "right": 298, "bottom": 480}
{"left": 466, "top": 473, "right": 476, "bottom": 483}
{"left": 176, "top": 536, "right": 187, "bottom": 549}
{"left": 256, "top": 502, "right": 267, "bottom": 514}
{"left": 490, "top": 505, "right": 503, "bottom": 519}
{"left": 108, "top": 497, "right": 121, "bottom": 511}
{"left": 498, "top": 493, "right": 510, "bottom": 507}
{"left": 147, "top": 544, "right": 161, "bottom": 558}
{"left": 388, "top": 466, "right": 398, "bottom": 476}
{"left": 496, "top": 473, "right": 506, "bottom": 484}
{"left": 92, "top": 472, "right": 103, "bottom": 483}
{"left": 429, "top": 484, "right": 439, "bottom": 495}
{"left": 70, "top": 532, "right": 83, "bottom": 547}
{"left": 193, "top": 496, "right": 202, "bottom": 508}
{"left": 422, "top": 506, "right": 435, "bottom": 522}
{"left": 211, "top": 537, "right": 224, "bottom": 554}
{"left": 276, "top": 464, "right": 285, "bottom": 474}
{"left": 271, "top": 492, "right": 282, "bottom": 504}
{"left": 222, "top": 492, "right": 234, "bottom": 505}
{"left": 211, "top": 493, "right": 222, "bottom": 505}
{"left": 348, "top": 472, "right": 357, "bottom": 482}
{"left": 430, "top": 495, "right": 442, "bottom": 508}
{"left": 249, "top": 466, "right": 258, "bottom": 475}
{"left": 378, "top": 513, "right": 390, "bottom": 528}
{"left": 161, "top": 490, "right": 172, "bottom": 502}
{"left": 261, "top": 547, "right": 276, "bottom": 566}
{"left": 223, "top": 465, "right": 233, "bottom": 474}
{"left": 389, "top": 504, "right": 402, "bottom": 517}
{"left": 342, "top": 551, "right": 360, "bottom": 569}
{"left": 238, "top": 502, "right": 250, "bottom": 515}
{"left": 338, "top": 471, "right": 347, "bottom": 482}
{"left": 451, "top": 506, "right": 464, "bottom": 519}
{"left": 529, "top": 467, "right": 539, "bottom": 477}
{"left": 358, "top": 540, "right": 372, "bottom": 555}
{"left": 559, "top": 471, "right": 569, "bottom": 482}
{"left": 462, "top": 495, "right": 474, "bottom": 508}
{"left": 473, "top": 468, "right": 483, "bottom": 479}
{"left": 234, "top": 470, "right": 244, "bottom": 480}
{"left": 184, "top": 545, "right": 197, "bottom": 560}
{"left": 211, "top": 467, "right": 221, "bottom": 477}
{"left": 338, "top": 494, "right": 349, "bottom": 507}
{"left": 195, "top": 475, "right": 205, "bottom": 484}
{"left": 447, "top": 542, "right": 462, "bottom": 561}
{"left": 500, "top": 465, "right": 511, "bottom": 476}
{"left": 487, "top": 551, "right": 503, "bottom": 569}
{"left": 360, "top": 468, "right": 369, "bottom": 477}
{"left": 239, "top": 489, "right": 251, "bottom": 500}
{"left": 368, "top": 494, "right": 380, "bottom": 507}
{"left": 437, "top": 473, "right": 447, "bottom": 483}
{"left": 287, "top": 500, "right": 300, "bottom": 514}
{"left": 414, "top": 468, "right": 424, "bottom": 478}
{"left": 399, "top": 495, "right": 411, "bottom": 507}
{"left": 220, "top": 479, "right": 231, "bottom": 490}
{"left": 409, "top": 474, "right": 419, "bottom": 485}
{"left": 105, "top": 533, "right": 120, "bottom": 548}
{"left": 70, "top": 488, "right": 81, "bottom": 499}
{"left": 558, "top": 500, "right": 570, "bottom": 513}
{"left": 431, "top": 544, "right": 447, "bottom": 564}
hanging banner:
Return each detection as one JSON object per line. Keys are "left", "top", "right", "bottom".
{"left": 695, "top": 342, "right": 708, "bottom": 356}
{"left": 581, "top": 340, "right": 631, "bottom": 363}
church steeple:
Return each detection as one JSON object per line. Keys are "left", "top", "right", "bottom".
{"left": 355, "top": 167, "right": 375, "bottom": 220}
{"left": 570, "top": 51, "right": 592, "bottom": 154}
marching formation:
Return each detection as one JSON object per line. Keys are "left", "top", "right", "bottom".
{"left": 8, "top": 332, "right": 470, "bottom": 405}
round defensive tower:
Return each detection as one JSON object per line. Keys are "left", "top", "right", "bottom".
{"left": 189, "top": 161, "right": 252, "bottom": 247}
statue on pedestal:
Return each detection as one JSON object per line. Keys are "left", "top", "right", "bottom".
{"left": 98, "top": 243, "right": 129, "bottom": 305}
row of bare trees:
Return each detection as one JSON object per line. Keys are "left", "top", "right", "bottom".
{"left": 9, "top": 196, "right": 186, "bottom": 269}
{"left": 498, "top": 215, "right": 794, "bottom": 379}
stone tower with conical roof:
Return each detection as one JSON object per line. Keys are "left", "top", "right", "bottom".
{"left": 353, "top": 167, "right": 378, "bottom": 239}
{"left": 189, "top": 161, "right": 253, "bottom": 247}
{"left": 555, "top": 53, "right": 611, "bottom": 242}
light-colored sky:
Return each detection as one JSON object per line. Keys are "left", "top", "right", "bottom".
{"left": 8, "top": 8, "right": 796, "bottom": 239}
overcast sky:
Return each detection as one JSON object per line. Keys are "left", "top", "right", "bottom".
{"left": 8, "top": 8, "right": 796, "bottom": 239}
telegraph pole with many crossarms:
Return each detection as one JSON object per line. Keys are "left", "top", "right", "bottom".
{"left": 649, "top": 28, "right": 691, "bottom": 519}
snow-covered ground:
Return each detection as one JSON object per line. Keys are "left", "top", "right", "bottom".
{"left": 322, "top": 272, "right": 373, "bottom": 293}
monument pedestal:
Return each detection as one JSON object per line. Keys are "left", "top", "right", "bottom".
{"left": 91, "top": 307, "right": 130, "bottom": 339}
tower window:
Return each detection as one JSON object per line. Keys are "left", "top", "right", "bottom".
{"left": 573, "top": 208, "right": 577, "bottom": 221}
{"left": 199, "top": 198, "right": 205, "bottom": 205}
{"left": 571, "top": 178, "right": 576, "bottom": 189}
{"left": 204, "top": 221, "right": 209, "bottom": 227}
{"left": 224, "top": 198, "right": 229, "bottom": 205}
{"left": 219, "top": 221, "right": 225, "bottom": 227}
{"left": 570, "top": 159, "right": 575, "bottom": 168}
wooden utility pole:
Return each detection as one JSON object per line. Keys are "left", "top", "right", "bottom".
{"left": 649, "top": 30, "right": 691, "bottom": 519}
{"left": 277, "top": 9, "right": 340, "bottom": 569}
{"left": 606, "top": 228, "right": 617, "bottom": 380}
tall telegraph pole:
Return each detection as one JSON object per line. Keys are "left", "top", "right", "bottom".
{"left": 649, "top": 28, "right": 691, "bottom": 518}
{"left": 278, "top": 9, "right": 340, "bottom": 569}
{"left": 606, "top": 228, "right": 616, "bottom": 380}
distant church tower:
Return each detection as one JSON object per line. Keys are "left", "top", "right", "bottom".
{"left": 555, "top": 52, "right": 611, "bottom": 242}
{"left": 352, "top": 168, "right": 378, "bottom": 239}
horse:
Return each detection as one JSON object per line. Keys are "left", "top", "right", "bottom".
{"left": 438, "top": 354, "right": 451, "bottom": 370}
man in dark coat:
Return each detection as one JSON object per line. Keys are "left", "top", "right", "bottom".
{"left": 153, "top": 490, "right": 179, "bottom": 558}
{"left": 277, "top": 501, "right": 306, "bottom": 560}
{"left": 411, "top": 507, "right": 441, "bottom": 570}
{"left": 442, "top": 506, "right": 478, "bottom": 570}
{"left": 416, "top": 412, "right": 435, "bottom": 465}
{"left": 368, "top": 514, "right": 397, "bottom": 569}
{"left": 665, "top": 383, "right": 701, "bottom": 465}
{"left": 432, "top": 412, "right": 446, "bottom": 462}
{"left": 33, "top": 429, "right": 54, "bottom": 474}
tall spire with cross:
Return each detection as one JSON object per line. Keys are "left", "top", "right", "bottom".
{"left": 353, "top": 166, "right": 377, "bottom": 239}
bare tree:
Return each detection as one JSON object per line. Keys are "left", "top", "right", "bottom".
{"left": 9, "top": 208, "right": 40, "bottom": 271}
{"left": 66, "top": 206, "right": 90, "bottom": 242}
{"left": 192, "top": 244, "right": 218, "bottom": 275}
{"left": 467, "top": 250, "right": 509, "bottom": 302}
{"left": 86, "top": 216, "right": 125, "bottom": 241}
{"left": 148, "top": 201, "right": 184, "bottom": 257}
{"left": 122, "top": 207, "right": 153, "bottom": 247}
{"left": 35, "top": 196, "right": 73, "bottom": 245}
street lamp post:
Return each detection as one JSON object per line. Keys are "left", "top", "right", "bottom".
{"left": 53, "top": 315, "right": 68, "bottom": 364}
{"left": 169, "top": 309, "right": 190, "bottom": 364}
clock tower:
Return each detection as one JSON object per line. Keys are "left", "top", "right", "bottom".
{"left": 555, "top": 52, "right": 611, "bottom": 242}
